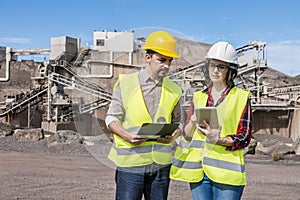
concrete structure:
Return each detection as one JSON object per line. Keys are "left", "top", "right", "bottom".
{"left": 93, "top": 29, "right": 134, "bottom": 52}
{"left": 50, "top": 36, "right": 80, "bottom": 62}
{"left": 0, "top": 46, "right": 6, "bottom": 60}
{"left": 291, "top": 109, "right": 300, "bottom": 142}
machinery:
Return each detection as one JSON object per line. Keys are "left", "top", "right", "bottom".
{"left": 0, "top": 37, "right": 299, "bottom": 133}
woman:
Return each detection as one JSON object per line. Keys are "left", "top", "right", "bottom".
{"left": 170, "top": 41, "right": 252, "bottom": 200}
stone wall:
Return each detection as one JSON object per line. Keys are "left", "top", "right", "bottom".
{"left": 0, "top": 60, "right": 40, "bottom": 101}
{"left": 252, "top": 110, "right": 293, "bottom": 138}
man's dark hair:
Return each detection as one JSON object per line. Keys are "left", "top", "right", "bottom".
{"left": 145, "top": 49, "right": 157, "bottom": 57}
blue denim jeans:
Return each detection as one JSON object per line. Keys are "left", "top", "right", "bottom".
{"left": 190, "top": 174, "right": 244, "bottom": 200}
{"left": 115, "top": 164, "right": 171, "bottom": 200}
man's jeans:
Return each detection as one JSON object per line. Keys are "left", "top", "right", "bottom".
{"left": 190, "top": 174, "right": 244, "bottom": 200}
{"left": 115, "top": 164, "right": 171, "bottom": 200}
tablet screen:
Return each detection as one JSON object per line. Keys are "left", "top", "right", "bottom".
{"left": 194, "top": 107, "right": 219, "bottom": 129}
{"left": 137, "top": 123, "right": 179, "bottom": 138}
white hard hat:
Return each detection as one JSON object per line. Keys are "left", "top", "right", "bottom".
{"left": 206, "top": 41, "right": 239, "bottom": 70}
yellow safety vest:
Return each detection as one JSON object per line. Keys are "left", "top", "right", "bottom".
{"left": 170, "top": 86, "right": 250, "bottom": 186}
{"left": 108, "top": 72, "right": 182, "bottom": 167}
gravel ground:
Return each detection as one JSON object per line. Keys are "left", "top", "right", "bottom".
{"left": 0, "top": 135, "right": 300, "bottom": 200}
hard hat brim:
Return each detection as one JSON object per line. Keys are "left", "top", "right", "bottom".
{"left": 143, "top": 47, "right": 181, "bottom": 58}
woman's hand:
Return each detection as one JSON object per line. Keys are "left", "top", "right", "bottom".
{"left": 183, "top": 114, "right": 197, "bottom": 138}
{"left": 190, "top": 114, "right": 197, "bottom": 125}
{"left": 197, "top": 120, "right": 221, "bottom": 144}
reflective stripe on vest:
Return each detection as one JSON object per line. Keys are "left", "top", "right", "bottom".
{"left": 203, "top": 157, "right": 245, "bottom": 173}
{"left": 172, "top": 159, "right": 202, "bottom": 169}
{"left": 108, "top": 72, "right": 182, "bottom": 167}
{"left": 112, "top": 143, "right": 172, "bottom": 155}
{"left": 179, "top": 139, "right": 205, "bottom": 149}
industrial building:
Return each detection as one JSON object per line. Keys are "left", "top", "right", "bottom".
{"left": 0, "top": 29, "right": 299, "bottom": 143}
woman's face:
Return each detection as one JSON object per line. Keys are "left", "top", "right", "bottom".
{"left": 145, "top": 53, "right": 173, "bottom": 80}
{"left": 208, "top": 59, "right": 229, "bottom": 84}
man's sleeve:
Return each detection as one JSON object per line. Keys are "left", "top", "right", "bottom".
{"left": 105, "top": 82, "right": 124, "bottom": 129}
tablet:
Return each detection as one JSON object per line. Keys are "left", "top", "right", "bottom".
{"left": 137, "top": 123, "right": 179, "bottom": 139}
{"left": 194, "top": 107, "right": 220, "bottom": 129}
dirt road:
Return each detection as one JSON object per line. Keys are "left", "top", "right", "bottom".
{"left": 0, "top": 136, "right": 299, "bottom": 200}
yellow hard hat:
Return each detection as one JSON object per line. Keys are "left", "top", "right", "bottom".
{"left": 142, "top": 31, "right": 180, "bottom": 58}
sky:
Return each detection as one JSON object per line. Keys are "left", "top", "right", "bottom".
{"left": 1, "top": 0, "right": 300, "bottom": 76}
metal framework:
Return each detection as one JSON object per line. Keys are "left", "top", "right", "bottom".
{"left": 1, "top": 40, "right": 299, "bottom": 126}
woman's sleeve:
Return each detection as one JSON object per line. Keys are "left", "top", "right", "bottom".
{"left": 226, "top": 98, "right": 252, "bottom": 150}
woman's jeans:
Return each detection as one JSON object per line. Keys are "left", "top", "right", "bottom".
{"left": 115, "top": 164, "right": 171, "bottom": 200}
{"left": 190, "top": 174, "right": 244, "bottom": 200}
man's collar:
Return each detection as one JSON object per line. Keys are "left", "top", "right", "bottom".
{"left": 140, "top": 68, "right": 163, "bottom": 84}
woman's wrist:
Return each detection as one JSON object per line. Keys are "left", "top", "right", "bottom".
{"left": 190, "top": 114, "right": 197, "bottom": 125}
{"left": 216, "top": 137, "right": 234, "bottom": 146}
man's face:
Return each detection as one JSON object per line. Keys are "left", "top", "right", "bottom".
{"left": 145, "top": 53, "right": 173, "bottom": 80}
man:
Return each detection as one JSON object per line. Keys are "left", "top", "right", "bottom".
{"left": 105, "top": 30, "right": 183, "bottom": 200}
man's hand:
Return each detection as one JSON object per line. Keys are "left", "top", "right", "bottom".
{"left": 157, "top": 128, "right": 181, "bottom": 144}
{"left": 108, "top": 121, "right": 148, "bottom": 146}
{"left": 125, "top": 134, "right": 148, "bottom": 146}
